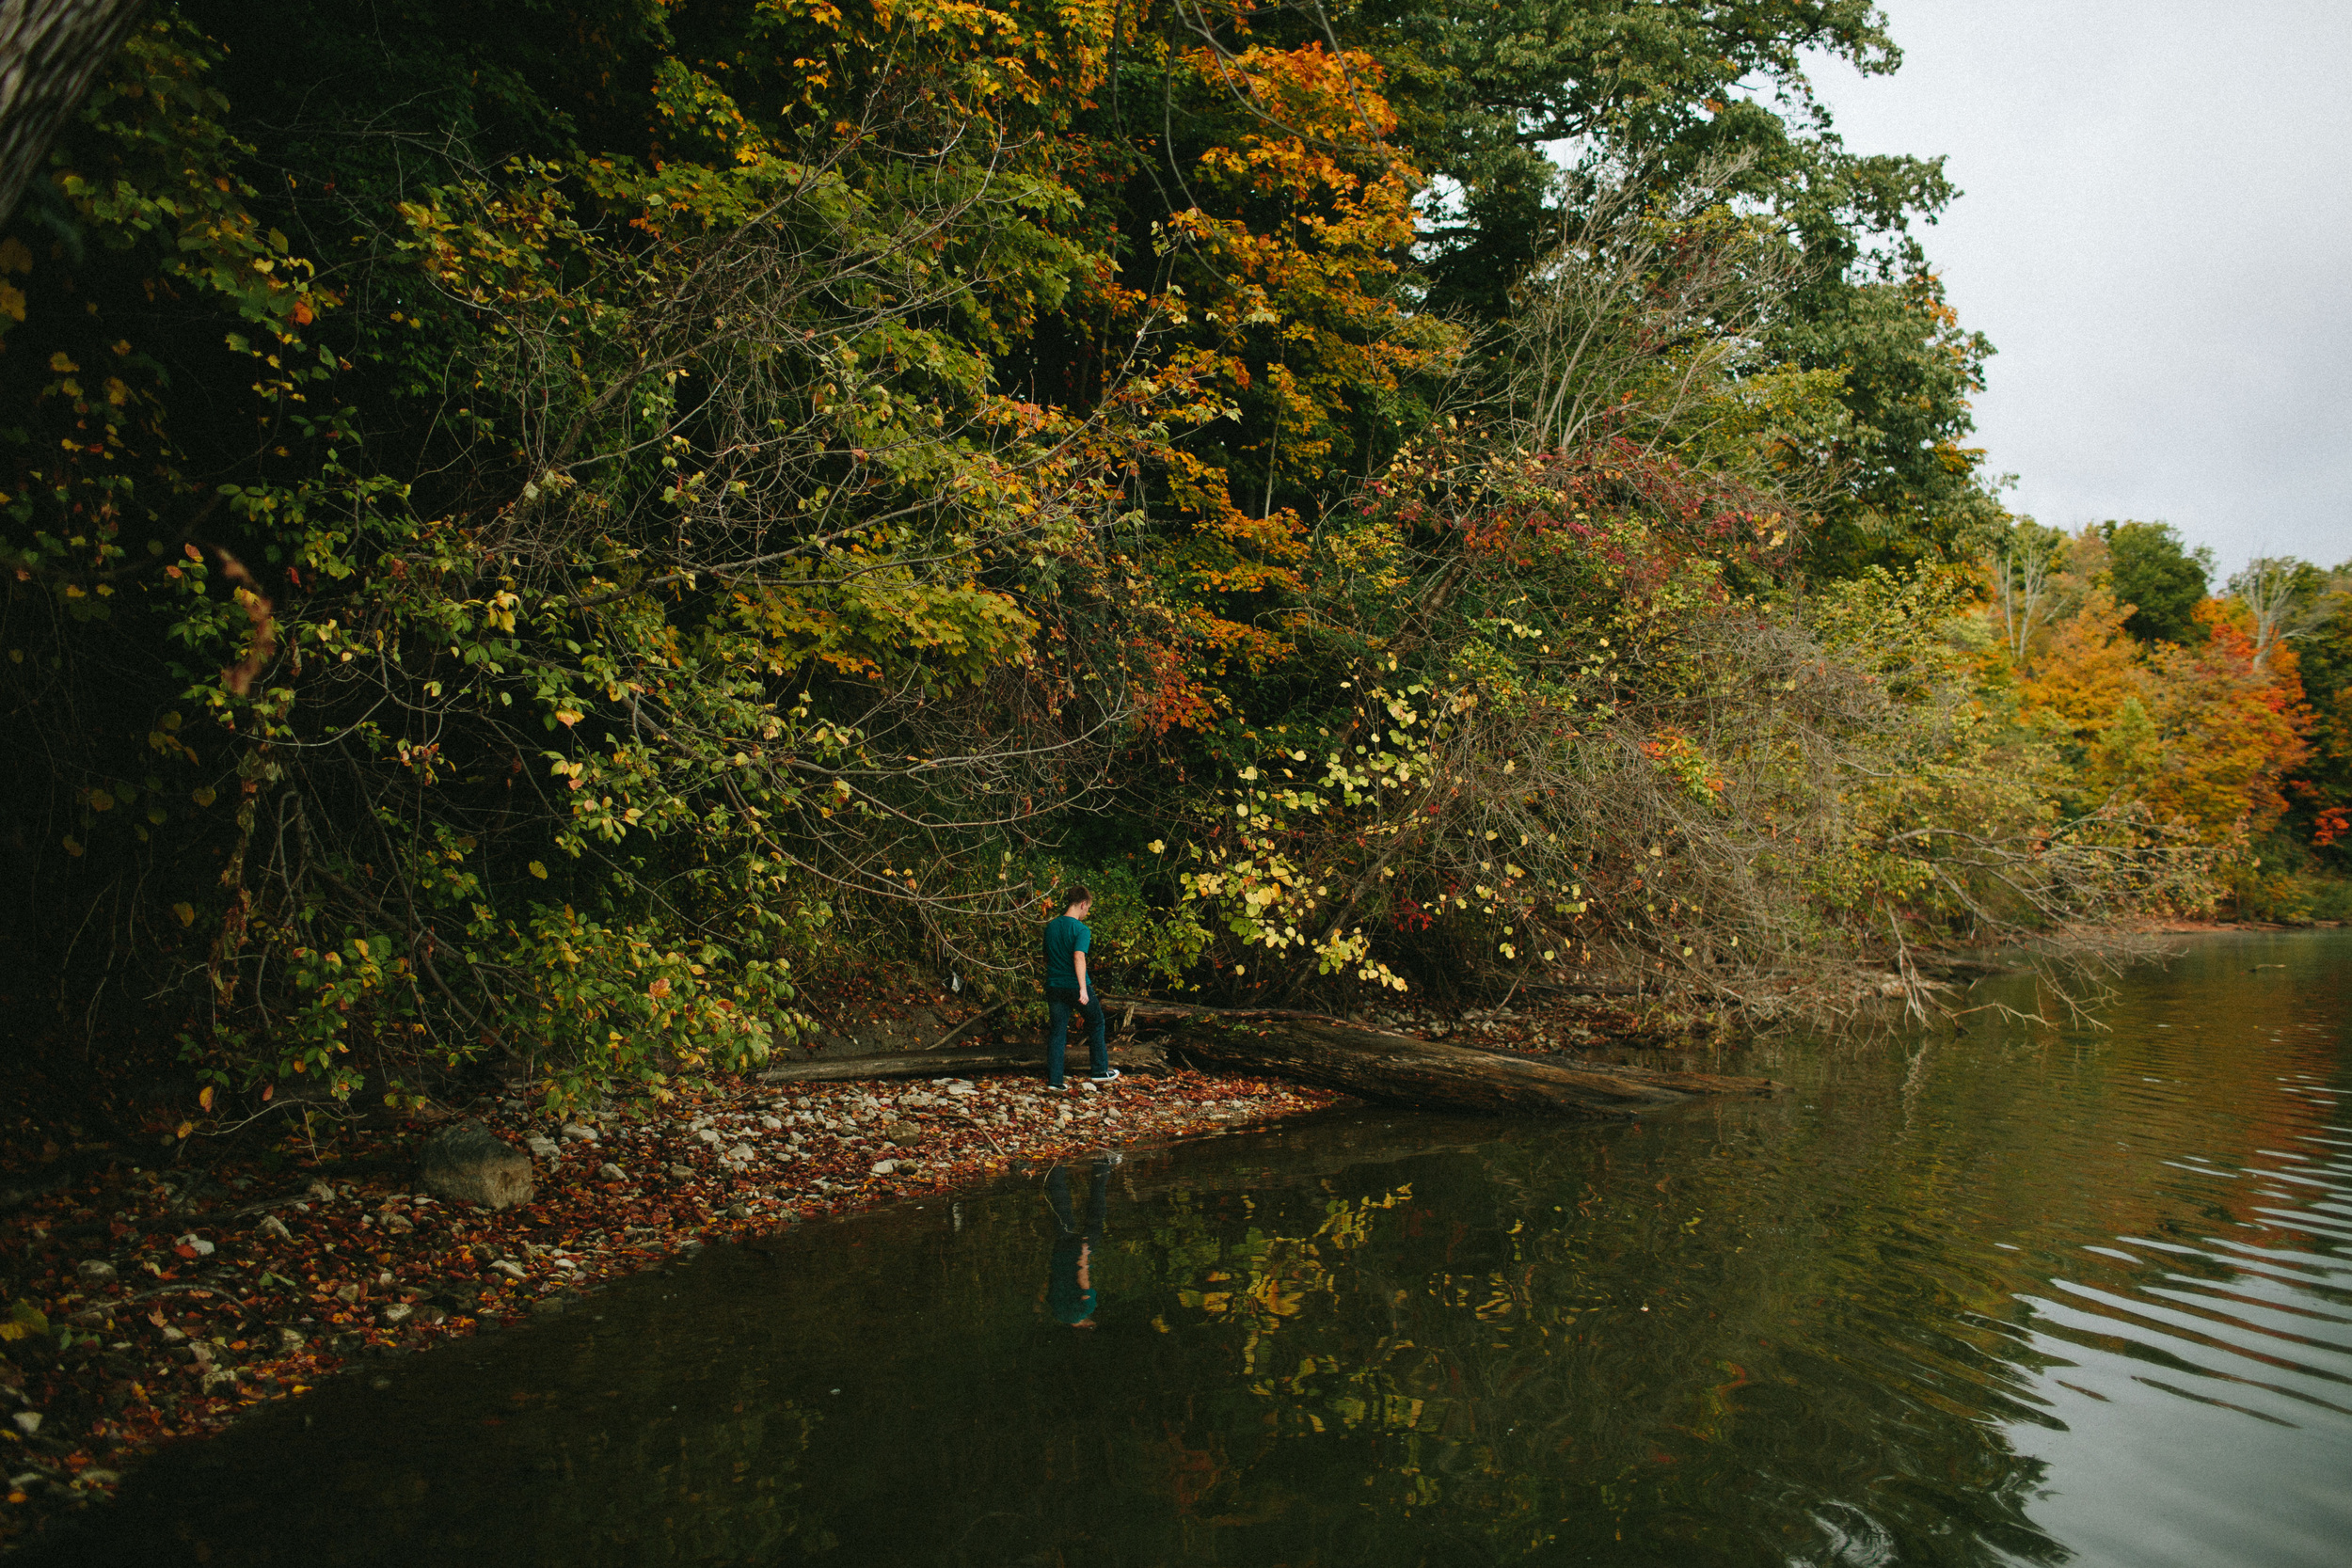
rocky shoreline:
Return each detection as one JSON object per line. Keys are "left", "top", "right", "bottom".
{"left": 0, "top": 977, "right": 1760, "bottom": 1552}
{"left": 0, "top": 1064, "right": 1337, "bottom": 1549}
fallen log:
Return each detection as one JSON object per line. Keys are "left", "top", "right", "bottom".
{"left": 1451, "top": 1044, "right": 1779, "bottom": 1098}
{"left": 1152, "top": 1008, "right": 1774, "bottom": 1119}
{"left": 755, "top": 1039, "right": 1166, "bottom": 1086}
{"left": 750, "top": 997, "right": 1777, "bottom": 1117}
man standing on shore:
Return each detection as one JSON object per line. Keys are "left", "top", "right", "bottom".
{"left": 1043, "top": 885, "right": 1118, "bottom": 1089}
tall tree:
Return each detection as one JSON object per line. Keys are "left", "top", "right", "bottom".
{"left": 2228, "top": 555, "right": 2338, "bottom": 671}
{"left": 1352, "top": 0, "right": 1997, "bottom": 573}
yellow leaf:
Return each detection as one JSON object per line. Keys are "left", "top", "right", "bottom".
{"left": 193, "top": 786, "right": 216, "bottom": 807}
{"left": 199, "top": 1085, "right": 215, "bottom": 1112}
{"left": 528, "top": 860, "right": 548, "bottom": 879}
{"left": 0, "top": 284, "right": 24, "bottom": 325}
{"left": 171, "top": 901, "right": 195, "bottom": 927}
{"left": 553, "top": 709, "right": 582, "bottom": 727}
{"left": 174, "top": 1120, "right": 194, "bottom": 1140}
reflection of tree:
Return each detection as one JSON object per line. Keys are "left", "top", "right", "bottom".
{"left": 780, "top": 969, "right": 2334, "bottom": 1568}
{"left": 1125, "top": 1124, "right": 2070, "bottom": 1566}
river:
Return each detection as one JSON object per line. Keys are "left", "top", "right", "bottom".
{"left": 27, "top": 930, "right": 2350, "bottom": 1566}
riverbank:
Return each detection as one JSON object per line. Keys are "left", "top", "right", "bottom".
{"left": 0, "top": 977, "right": 1825, "bottom": 1551}
{"left": 0, "top": 1062, "right": 1339, "bottom": 1549}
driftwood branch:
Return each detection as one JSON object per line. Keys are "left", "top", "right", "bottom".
{"left": 919, "top": 1000, "right": 1008, "bottom": 1053}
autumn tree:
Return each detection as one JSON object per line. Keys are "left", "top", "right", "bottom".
{"left": 1987, "top": 519, "right": 2069, "bottom": 673}
{"left": 1990, "top": 529, "right": 2320, "bottom": 910}
{"left": 1, "top": 5, "right": 1182, "bottom": 1105}
{"left": 2229, "top": 555, "right": 2340, "bottom": 671}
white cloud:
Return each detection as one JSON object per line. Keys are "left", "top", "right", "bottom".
{"left": 1805, "top": 0, "right": 2352, "bottom": 575}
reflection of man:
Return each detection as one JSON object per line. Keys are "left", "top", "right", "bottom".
{"left": 1045, "top": 1157, "right": 1116, "bottom": 1329}
{"left": 1042, "top": 885, "right": 1117, "bottom": 1089}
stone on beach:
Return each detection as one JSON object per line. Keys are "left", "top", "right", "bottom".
{"left": 419, "top": 1119, "right": 536, "bottom": 1211}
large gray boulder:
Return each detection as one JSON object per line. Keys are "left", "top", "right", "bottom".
{"left": 419, "top": 1119, "right": 535, "bottom": 1211}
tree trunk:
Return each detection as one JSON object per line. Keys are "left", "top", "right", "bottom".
{"left": 0, "top": 0, "right": 148, "bottom": 229}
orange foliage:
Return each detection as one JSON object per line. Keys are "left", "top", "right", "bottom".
{"left": 2017, "top": 588, "right": 2137, "bottom": 742}
{"left": 2011, "top": 574, "right": 2315, "bottom": 846}
{"left": 2041, "top": 599, "right": 2313, "bottom": 842}
{"left": 1100, "top": 39, "right": 1458, "bottom": 729}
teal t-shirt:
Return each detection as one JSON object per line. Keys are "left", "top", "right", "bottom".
{"left": 1043, "top": 914, "right": 1091, "bottom": 990}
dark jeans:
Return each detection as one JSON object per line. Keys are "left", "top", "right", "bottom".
{"left": 1044, "top": 986, "right": 1107, "bottom": 1086}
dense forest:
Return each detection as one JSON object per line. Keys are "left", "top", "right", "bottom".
{"left": 2, "top": 1, "right": 2343, "bottom": 1117}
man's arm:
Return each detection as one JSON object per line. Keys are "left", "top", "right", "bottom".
{"left": 1073, "top": 949, "right": 1089, "bottom": 1003}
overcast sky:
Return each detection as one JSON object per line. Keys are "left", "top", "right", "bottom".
{"left": 1803, "top": 0, "right": 2352, "bottom": 578}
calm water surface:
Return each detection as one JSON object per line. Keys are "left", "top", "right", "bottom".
{"left": 33, "top": 931, "right": 2351, "bottom": 1566}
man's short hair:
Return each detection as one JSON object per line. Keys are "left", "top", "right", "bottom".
{"left": 1062, "top": 884, "right": 1092, "bottom": 909}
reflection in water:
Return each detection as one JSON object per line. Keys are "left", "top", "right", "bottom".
{"left": 1044, "top": 1158, "right": 1115, "bottom": 1328}
{"left": 26, "top": 931, "right": 2352, "bottom": 1568}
